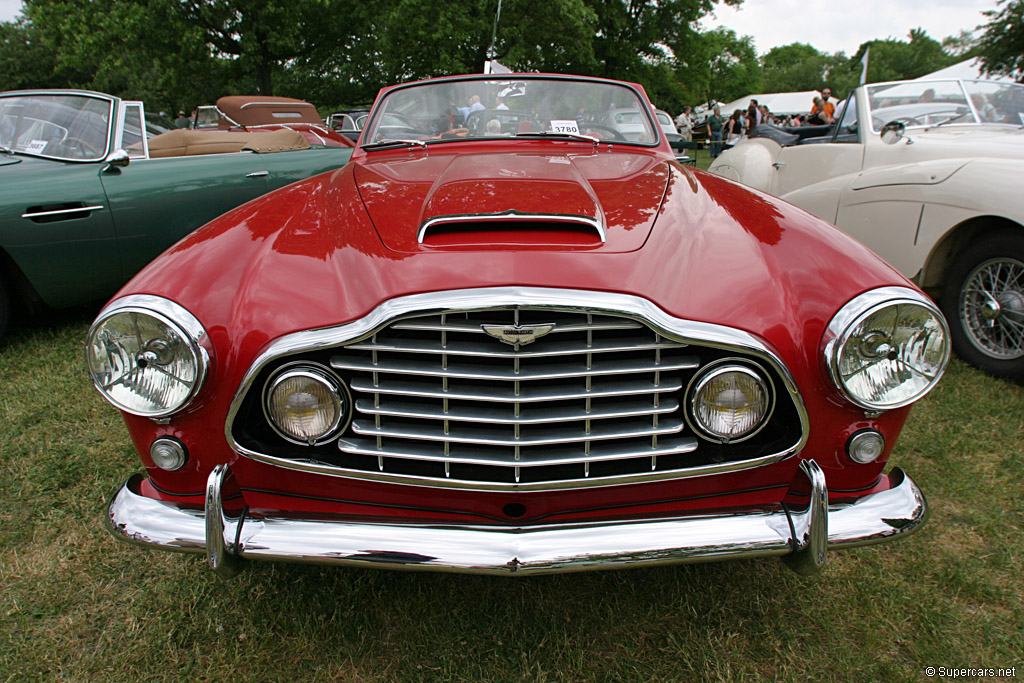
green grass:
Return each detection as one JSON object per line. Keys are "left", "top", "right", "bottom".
{"left": 2, "top": 308, "right": 1023, "bottom": 681}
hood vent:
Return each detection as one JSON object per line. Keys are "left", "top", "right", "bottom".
{"left": 417, "top": 211, "right": 606, "bottom": 247}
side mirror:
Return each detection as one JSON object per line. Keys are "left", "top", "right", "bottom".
{"left": 880, "top": 121, "right": 906, "bottom": 145}
{"left": 102, "top": 149, "right": 130, "bottom": 173}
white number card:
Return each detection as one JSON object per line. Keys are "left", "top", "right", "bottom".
{"left": 550, "top": 120, "right": 580, "bottom": 135}
{"left": 26, "top": 140, "right": 48, "bottom": 154}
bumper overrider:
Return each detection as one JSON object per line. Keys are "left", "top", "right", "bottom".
{"left": 105, "top": 460, "right": 928, "bottom": 577}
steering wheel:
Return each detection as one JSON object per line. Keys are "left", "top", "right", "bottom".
{"left": 578, "top": 124, "right": 627, "bottom": 141}
{"left": 61, "top": 136, "right": 102, "bottom": 159}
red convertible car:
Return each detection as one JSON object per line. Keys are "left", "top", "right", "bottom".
{"left": 91, "top": 74, "right": 949, "bottom": 577}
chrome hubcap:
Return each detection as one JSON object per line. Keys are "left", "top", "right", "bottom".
{"left": 960, "top": 257, "right": 1024, "bottom": 360}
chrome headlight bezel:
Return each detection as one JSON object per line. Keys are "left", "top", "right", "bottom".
{"left": 86, "top": 295, "right": 210, "bottom": 418}
{"left": 685, "top": 358, "right": 776, "bottom": 443}
{"left": 824, "top": 287, "right": 950, "bottom": 411}
{"left": 262, "top": 362, "right": 351, "bottom": 446}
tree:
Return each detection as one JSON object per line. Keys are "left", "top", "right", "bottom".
{"left": 976, "top": 0, "right": 1024, "bottom": 80}
{"left": 680, "top": 27, "right": 760, "bottom": 107}
{"left": 761, "top": 43, "right": 830, "bottom": 94}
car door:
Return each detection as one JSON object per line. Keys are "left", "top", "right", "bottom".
{"left": 99, "top": 100, "right": 271, "bottom": 281}
{"left": 0, "top": 158, "right": 121, "bottom": 308}
{"left": 771, "top": 94, "right": 865, "bottom": 224}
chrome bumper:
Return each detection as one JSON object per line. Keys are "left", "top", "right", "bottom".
{"left": 105, "top": 460, "right": 927, "bottom": 577}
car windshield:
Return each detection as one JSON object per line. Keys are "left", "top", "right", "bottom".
{"left": 362, "top": 77, "right": 657, "bottom": 146}
{"left": 867, "top": 80, "right": 1024, "bottom": 131}
{"left": 0, "top": 93, "right": 112, "bottom": 161}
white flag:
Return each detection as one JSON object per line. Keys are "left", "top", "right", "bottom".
{"left": 860, "top": 46, "right": 871, "bottom": 85}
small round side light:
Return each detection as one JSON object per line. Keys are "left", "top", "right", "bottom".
{"left": 847, "top": 430, "right": 885, "bottom": 464}
{"left": 150, "top": 437, "right": 188, "bottom": 471}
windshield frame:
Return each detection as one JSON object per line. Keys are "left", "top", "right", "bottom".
{"left": 360, "top": 73, "right": 662, "bottom": 150}
{"left": 0, "top": 90, "right": 115, "bottom": 163}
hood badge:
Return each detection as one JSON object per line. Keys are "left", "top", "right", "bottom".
{"left": 482, "top": 323, "right": 556, "bottom": 347}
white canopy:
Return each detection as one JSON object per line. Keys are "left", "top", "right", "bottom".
{"left": 718, "top": 91, "right": 820, "bottom": 117}
{"left": 914, "top": 58, "right": 1015, "bottom": 83}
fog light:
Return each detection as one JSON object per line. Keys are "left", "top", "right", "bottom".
{"left": 687, "top": 361, "right": 773, "bottom": 443}
{"left": 264, "top": 364, "right": 349, "bottom": 445}
{"left": 848, "top": 430, "right": 885, "bottom": 464}
{"left": 150, "top": 437, "right": 188, "bottom": 471}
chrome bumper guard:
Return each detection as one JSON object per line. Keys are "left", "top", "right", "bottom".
{"left": 105, "top": 460, "right": 927, "bottom": 577}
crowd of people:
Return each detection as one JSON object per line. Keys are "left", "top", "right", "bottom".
{"left": 672, "top": 87, "right": 837, "bottom": 158}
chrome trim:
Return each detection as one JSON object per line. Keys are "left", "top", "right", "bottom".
{"left": 246, "top": 170, "right": 270, "bottom": 178}
{"left": 331, "top": 354, "right": 699, "bottom": 381}
{"left": 87, "top": 294, "right": 210, "bottom": 419}
{"left": 822, "top": 286, "right": 950, "bottom": 411}
{"left": 105, "top": 462, "right": 927, "bottom": 576}
{"left": 417, "top": 211, "right": 607, "bottom": 244}
{"left": 21, "top": 205, "right": 105, "bottom": 219}
{"left": 0, "top": 89, "right": 115, "bottom": 162}
{"left": 685, "top": 359, "right": 775, "bottom": 444}
{"left": 354, "top": 395, "right": 680, "bottom": 424}
{"left": 349, "top": 376, "right": 683, "bottom": 403}
{"left": 225, "top": 287, "right": 810, "bottom": 491}
{"left": 239, "top": 101, "right": 317, "bottom": 110}
{"left": 782, "top": 460, "right": 829, "bottom": 575}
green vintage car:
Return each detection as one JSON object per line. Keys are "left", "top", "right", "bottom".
{"left": 0, "top": 89, "right": 352, "bottom": 340}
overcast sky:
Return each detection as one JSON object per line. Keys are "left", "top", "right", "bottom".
{"left": 0, "top": 0, "right": 1000, "bottom": 58}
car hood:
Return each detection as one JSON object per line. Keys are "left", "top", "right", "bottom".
{"left": 352, "top": 149, "right": 669, "bottom": 252}
{"left": 122, "top": 156, "right": 910, "bottom": 401}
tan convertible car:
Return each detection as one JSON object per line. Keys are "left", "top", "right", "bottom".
{"left": 711, "top": 79, "right": 1024, "bottom": 381}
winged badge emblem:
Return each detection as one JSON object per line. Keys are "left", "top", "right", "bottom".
{"left": 481, "top": 323, "right": 556, "bottom": 346}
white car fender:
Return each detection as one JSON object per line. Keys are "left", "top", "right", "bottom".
{"left": 707, "top": 139, "right": 778, "bottom": 193}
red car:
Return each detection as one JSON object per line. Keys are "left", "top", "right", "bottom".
{"left": 91, "top": 74, "right": 949, "bottom": 577}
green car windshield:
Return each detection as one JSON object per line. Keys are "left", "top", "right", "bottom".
{"left": 362, "top": 77, "right": 658, "bottom": 146}
{"left": 0, "top": 93, "right": 112, "bottom": 162}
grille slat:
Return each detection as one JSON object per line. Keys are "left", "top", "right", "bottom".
{"left": 350, "top": 416, "right": 686, "bottom": 447}
{"left": 337, "top": 433, "right": 699, "bottom": 467}
{"left": 331, "top": 355, "right": 700, "bottom": 381}
{"left": 354, "top": 396, "right": 679, "bottom": 425}
{"left": 344, "top": 336, "right": 686, "bottom": 358}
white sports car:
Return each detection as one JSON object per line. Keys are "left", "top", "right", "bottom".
{"left": 710, "top": 79, "right": 1024, "bottom": 380}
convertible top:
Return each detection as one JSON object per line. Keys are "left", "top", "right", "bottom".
{"left": 146, "top": 128, "right": 310, "bottom": 158}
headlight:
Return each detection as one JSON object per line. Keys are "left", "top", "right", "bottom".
{"left": 264, "top": 364, "right": 350, "bottom": 445}
{"left": 86, "top": 296, "right": 208, "bottom": 418}
{"left": 825, "top": 287, "right": 949, "bottom": 410}
{"left": 686, "top": 360, "right": 774, "bottom": 443}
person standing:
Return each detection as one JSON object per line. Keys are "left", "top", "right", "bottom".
{"left": 820, "top": 88, "right": 835, "bottom": 121}
{"left": 705, "top": 105, "right": 724, "bottom": 158}
{"left": 675, "top": 106, "right": 693, "bottom": 141}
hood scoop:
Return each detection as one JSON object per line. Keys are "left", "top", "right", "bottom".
{"left": 418, "top": 210, "right": 606, "bottom": 247}
{"left": 354, "top": 150, "right": 672, "bottom": 253}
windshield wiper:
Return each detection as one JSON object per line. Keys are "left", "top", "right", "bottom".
{"left": 927, "top": 112, "right": 969, "bottom": 130}
{"left": 361, "top": 138, "right": 429, "bottom": 151}
{"left": 513, "top": 131, "right": 599, "bottom": 145}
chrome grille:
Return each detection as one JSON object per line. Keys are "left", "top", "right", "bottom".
{"left": 331, "top": 309, "right": 702, "bottom": 484}
{"left": 230, "top": 290, "right": 806, "bottom": 492}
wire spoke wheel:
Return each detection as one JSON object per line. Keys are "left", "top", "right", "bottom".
{"left": 958, "top": 257, "right": 1024, "bottom": 360}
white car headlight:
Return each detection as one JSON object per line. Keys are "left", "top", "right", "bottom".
{"left": 825, "top": 287, "right": 950, "bottom": 410}
{"left": 86, "top": 296, "right": 208, "bottom": 418}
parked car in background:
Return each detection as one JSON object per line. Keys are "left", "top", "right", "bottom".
{"left": 710, "top": 79, "right": 1024, "bottom": 380}
{"left": 0, "top": 89, "right": 353, "bottom": 341}
{"left": 195, "top": 96, "right": 354, "bottom": 148}
{"left": 93, "top": 73, "right": 947, "bottom": 580}
{"left": 327, "top": 108, "right": 371, "bottom": 142}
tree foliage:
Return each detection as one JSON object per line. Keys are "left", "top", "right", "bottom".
{"left": 976, "top": 0, "right": 1024, "bottom": 80}
{"left": 0, "top": 0, "right": 971, "bottom": 116}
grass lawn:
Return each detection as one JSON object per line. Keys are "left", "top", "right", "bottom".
{"left": 2, "top": 198, "right": 1022, "bottom": 681}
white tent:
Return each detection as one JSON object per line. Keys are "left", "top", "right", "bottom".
{"left": 718, "top": 91, "right": 819, "bottom": 117}
{"left": 914, "top": 58, "right": 1015, "bottom": 83}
